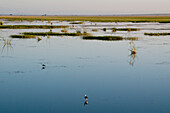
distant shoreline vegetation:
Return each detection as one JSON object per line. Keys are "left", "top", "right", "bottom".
{"left": 0, "top": 25, "right": 69, "bottom": 29}
{"left": 1, "top": 16, "right": 170, "bottom": 23}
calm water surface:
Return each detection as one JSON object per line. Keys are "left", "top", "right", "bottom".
{"left": 0, "top": 21, "right": 170, "bottom": 113}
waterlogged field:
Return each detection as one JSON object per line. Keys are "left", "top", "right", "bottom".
{"left": 0, "top": 17, "right": 170, "bottom": 113}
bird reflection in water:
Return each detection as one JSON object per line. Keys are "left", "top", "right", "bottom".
{"left": 84, "top": 100, "right": 88, "bottom": 106}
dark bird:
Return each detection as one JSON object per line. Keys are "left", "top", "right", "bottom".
{"left": 84, "top": 94, "right": 88, "bottom": 100}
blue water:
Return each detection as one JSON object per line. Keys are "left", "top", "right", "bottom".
{"left": 0, "top": 22, "right": 170, "bottom": 113}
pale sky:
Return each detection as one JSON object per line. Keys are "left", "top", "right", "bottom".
{"left": 0, "top": 0, "right": 170, "bottom": 15}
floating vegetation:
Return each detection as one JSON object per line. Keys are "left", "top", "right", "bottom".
{"left": 69, "top": 22, "right": 84, "bottom": 24}
{"left": 10, "top": 35, "right": 36, "bottom": 38}
{"left": 0, "top": 25, "right": 69, "bottom": 29}
{"left": 0, "top": 21, "right": 3, "bottom": 25}
{"left": 112, "top": 28, "right": 140, "bottom": 32}
{"left": 83, "top": 36, "right": 138, "bottom": 41}
{"left": 92, "top": 29, "right": 98, "bottom": 32}
{"left": 144, "top": 33, "right": 170, "bottom": 36}
{"left": 22, "top": 32, "right": 91, "bottom": 36}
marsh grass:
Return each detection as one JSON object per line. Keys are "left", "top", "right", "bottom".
{"left": 22, "top": 32, "right": 91, "bottom": 36}
{"left": 1, "top": 16, "right": 170, "bottom": 22}
{"left": 92, "top": 29, "right": 98, "bottom": 32}
{"left": 144, "top": 33, "right": 170, "bottom": 36}
{"left": 10, "top": 35, "right": 36, "bottom": 38}
{"left": 69, "top": 22, "right": 84, "bottom": 24}
{"left": 0, "top": 25, "right": 69, "bottom": 29}
{"left": 61, "top": 29, "right": 68, "bottom": 33}
{"left": 112, "top": 28, "right": 140, "bottom": 32}
{"left": 83, "top": 36, "right": 138, "bottom": 41}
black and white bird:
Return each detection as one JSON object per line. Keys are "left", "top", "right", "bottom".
{"left": 84, "top": 94, "right": 88, "bottom": 100}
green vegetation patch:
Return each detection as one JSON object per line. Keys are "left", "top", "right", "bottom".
{"left": 10, "top": 35, "right": 36, "bottom": 38}
{"left": 0, "top": 25, "right": 69, "bottom": 29}
{"left": 144, "top": 33, "right": 170, "bottom": 36}
{"left": 22, "top": 32, "right": 91, "bottom": 36}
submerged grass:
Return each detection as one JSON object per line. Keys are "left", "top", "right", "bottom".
{"left": 1, "top": 16, "right": 170, "bottom": 23}
{"left": 22, "top": 32, "right": 91, "bottom": 36}
{"left": 0, "top": 25, "right": 69, "bottom": 29}
{"left": 83, "top": 36, "right": 138, "bottom": 41}
{"left": 144, "top": 33, "right": 170, "bottom": 36}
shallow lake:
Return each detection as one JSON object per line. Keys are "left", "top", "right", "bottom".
{"left": 0, "top": 21, "right": 170, "bottom": 113}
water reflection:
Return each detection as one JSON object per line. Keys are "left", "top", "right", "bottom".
{"left": 84, "top": 100, "right": 88, "bottom": 106}
{"left": 129, "top": 54, "right": 136, "bottom": 66}
{"left": 1, "top": 38, "right": 13, "bottom": 55}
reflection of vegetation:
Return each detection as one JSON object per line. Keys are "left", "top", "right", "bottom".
{"left": 22, "top": 32, "right": 91, "bottom": 36}
{"left": 1, "top": 16, "right": 170, "bottom": 23}
{"left": 1, "top": 38, "right": 12, "bottom": 54}
{"left": 112, "top": 28, "right": 140, "bottom": 32}
{"left": 129, "top": 54, "right": 136, "bottom": 66}
{"left": 10, "top": 35, "right": 36, "bottom": 38}
{"left": 83, "top": 36, "right": 138, "bottom": 41}
{"left": 0, "top": 25, "right": 69, "bottom": 29}
{"left": 69, "top": 22, "right": 84, "bottom": 24}
{"left": 144, "top": 33, "right": 170, "bottom": 36}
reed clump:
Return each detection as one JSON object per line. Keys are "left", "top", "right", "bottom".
{"left": 144, "top": 33, "right": 170, "bottom": 36}
{"left": 0, "top": 25, "right": 69, "bottom": 29}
